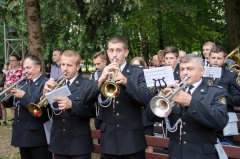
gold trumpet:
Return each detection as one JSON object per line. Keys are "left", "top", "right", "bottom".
{"left": 27, "top": 76, "right": 66, "bottom": 117}
{"left": 150, "top": 76, "right": 190, "bottom": 117}
{"left": 226, "top": 45, "right": 240, "bottom": 74}
{"left": 100, "top": 59, "right": 120, "bottom": 98}
{"left": 0, "top": 73, "right": 29, "bottom": 101}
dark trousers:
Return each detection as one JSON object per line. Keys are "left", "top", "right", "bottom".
{"left": 103, "top": 150, "right": 145, "bottom": 159}
{"left": 19, "top": 146, "right": 52, "bottom": 159}
{"left": 53, "top": 153, "right": 91, "bottom": 159}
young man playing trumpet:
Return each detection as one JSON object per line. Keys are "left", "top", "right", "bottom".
{"left": 43, "top": 50, "right": 99, "bottom": 159}
{"left": 147, "top": 54, "right": 229, "bottom": 159}
{"left": 97, "top": 36, "right": 153, "bottom": 159}
{"left": 11, "top": 55, "right": 51, "bottom": 159}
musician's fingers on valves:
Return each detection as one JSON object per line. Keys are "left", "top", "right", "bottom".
{"left": 115, "top": 72, "right": 127, "bottom": 86}
{"left": 172, "top": 91, "right": 192, "bottom": 107}
{"left": 43, "top": 78, "right": 56, "bottom": 93}
{"left": 10, "top": 88, "right": 25, "bottom": 98}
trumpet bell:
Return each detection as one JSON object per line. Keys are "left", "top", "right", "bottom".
{"left": 27, "top": 103, "right": 42, "bottom": 117}
{"left": 101, "top": 81, "right": 120, "bottom": 98}
{"left": 150, "top": 96, "right": 171, "bottom": 117}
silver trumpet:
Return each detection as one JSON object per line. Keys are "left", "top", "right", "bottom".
{"left": 150, "top": 76, "right": 190, "bottom": 117}
{"left": 0, "top": 73, "right": 29, "bottom": 101}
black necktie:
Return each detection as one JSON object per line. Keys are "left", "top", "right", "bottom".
{"left": 187, "top": 85, "right": 194, "bottom": 95}
{"left": 29, "top": 80, "right": 33, "bottom": 86}
{"left": 67, "top": 80, "right": 70, "bottom": 87}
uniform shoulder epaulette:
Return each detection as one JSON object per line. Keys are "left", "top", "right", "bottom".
{"left": 208, "top": 84, "right": 223, "bottom": 89}
{"left": 131, "top": 64, "right": 144, "bottom": 69}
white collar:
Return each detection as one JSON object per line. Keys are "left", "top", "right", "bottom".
{"left": 189, "top": 78, "right": 202, "bottom": 94}
{"left": 120, "top": 61, "right": 127, "bottom": 72}
{"left": 67, "top": 74, "right": 78, "bottom": 86}
{"left": 32, "top": 74, "right": 42, "bottom": 83}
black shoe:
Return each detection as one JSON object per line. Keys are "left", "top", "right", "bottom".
{"left": 2, "top": 121, "right": 7, "bottom": 126}
{"left": 8, "top": 118, "right": 14, "bottom": 121}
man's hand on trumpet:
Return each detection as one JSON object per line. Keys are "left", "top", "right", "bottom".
{"left": 43, "top": 78, "right": 56, "bottom": 94}
{"left": 98, "top": 62, "right": 119, "bottom": 88}
{"left": 11, "top": 88, "right": 25, "bottom": 99}
{"left": 172, "top": 91, "right": 192, "bottom": 107}
{"left": 115, "top": 71, "right": 127, "bottom": 86}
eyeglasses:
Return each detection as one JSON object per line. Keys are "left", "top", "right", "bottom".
{"left": 107, "top": 48, "right": 125, "bottom": 53}
{"left": 9, "top": 60, "right": 17, "bottom": 62}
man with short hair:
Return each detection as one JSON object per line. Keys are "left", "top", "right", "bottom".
{"left": 147, "top": 54, "right": 229, "bottom": 159}
{"left": 50, "top": 49, "right": 63, "bottom": 80}
{"left": 11, "top": 55, "right": 51, "bottom": 159}
{"left": 44, "top": 50, "right": 99, "bottom": 159}
{"left": 208, "top": 46, "right": 240, "bottom": 107}
{"left": 202, "top": 41, "right": 216, "bottom": 66}
{"left": 90, "top": 51, "right": 108, "bottom": 81}
{"left": 164, "top": 46, "right": 180, "bottom": 80}
{"left": 97, "top": 36, "right": 153, "bottom": 159}
{"left": 207, "top": 45, "right": 240, "bottom": 145}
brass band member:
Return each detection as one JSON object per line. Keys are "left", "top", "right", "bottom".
{"left": 202, "top": 41, "right": 216, "bottom": 66}
{"left": 44, "top": 50, "right": 99, "bottom": 159}
{"left": 207, "top": 45, "right": 240, "bottom": 145}
{"left": 147, "top": 54, "right": 228, "bottom": 159}
{"left": 97, "top": 36, "right": 153, "bottom": 159}
{"left": 11, "top": 55, "right": 51, "bottom": 159}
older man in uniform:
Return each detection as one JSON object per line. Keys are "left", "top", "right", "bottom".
{"left": 11, "top": 55, "right": 51, "bottom": 159}
{"left": 147, "top": 54, "right": 229, "bottom": 159}
{"left": 44, "top": 50, "right": 99, "bottom": 159}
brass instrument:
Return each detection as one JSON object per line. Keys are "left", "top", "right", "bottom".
{"left": 0, "top": 73, "right": 29, "bottom": 101}
{"left": 150, "top": 76, "right": 190, "bottom": 117}
{"left": 226, "top": 45, "right": 240, "bottom": 74}
{"left": 100, "top": 59, "right": 120, "bottom": 98}
{"left": 27, "top": 76, "right": 66, "bottom": 117}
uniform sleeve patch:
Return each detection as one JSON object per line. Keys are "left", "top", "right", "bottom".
{"left": 219, "top": 96, "right": 226, "bottom": 105}
{"left": 236, "top": 76, "right": 240, "bottom": 86}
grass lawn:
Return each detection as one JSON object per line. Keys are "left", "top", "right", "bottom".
{"left": 0, "top": 108, "right": 20, "bottom": 159}
{"left": 0, "top": 109, "right": 100, "bottom": 159}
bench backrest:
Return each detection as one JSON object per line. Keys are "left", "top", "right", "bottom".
{"left": 91, "top": 129, "right": 240, "bottom": 159}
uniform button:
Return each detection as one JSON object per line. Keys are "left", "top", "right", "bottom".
{"left": 183, "top": 122, "right": 186, "bottom": 125}
{"left": 62, "top": 119, "right": 66, "bottom": 122}
{"left": 116, "top": 113, "right": 119, "bottom": 116}
{"left": 17, "top": 120, "right": 20, "bottom": 122}
{"left": 117, "top": 124, "right": 120, "bottom": 127}
{"left": 116, "top": 101, "right": 119, "bottom": 104}
{"left": 62, "top": 128, "right": 66, "bottom": 131}
{"left": 183, "top": 132, "right": 186, "bottom": 135}
{"left": 183, "top": 141, "right": 187, "bottom": 144}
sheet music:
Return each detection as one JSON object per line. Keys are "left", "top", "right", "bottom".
{"left": 203, "top": 67, "right": 222, "bottom": 78}
{"left": 45, "top": 85, "right": 71, "bottom": 104}
{"left": 143, "top": 66, "right": 175, "bottom": 87}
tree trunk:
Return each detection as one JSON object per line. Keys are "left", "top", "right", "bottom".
{"left": 224, "top": 0, "right": 240, "bottom": 50}
{"left": 24, "top": 0, "right": 45, "bottom": 72}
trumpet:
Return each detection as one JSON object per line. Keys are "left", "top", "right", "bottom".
{"left": 27, "top": 76, "right": 66, "bottom": 117}
{"left": 0, "top": 73, "right": 29, "bottom": 101}
{"left": 100, "top": 59, "right": 120, "bottom": 98}
{"left": 150, "top": 76, "right": 190, "bottom": 117}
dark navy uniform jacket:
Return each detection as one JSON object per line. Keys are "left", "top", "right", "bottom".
{"left": 203, "top": 67, "right": 240, "bottom": 110}
{"left": 147, "top": 80, "right": 229, "bottom": 159}
{"left": 99, "top": 63, "right": 153, "bottom": 155}
{"left": 11, "top": 75, "right": 49, "bottom": 147}
{"left": 49, "top": 74, "right": 99, "bottom": 155}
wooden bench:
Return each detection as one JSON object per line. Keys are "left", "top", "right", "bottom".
{"left": 91, "top": 129, "right": 240, "bottom": 159}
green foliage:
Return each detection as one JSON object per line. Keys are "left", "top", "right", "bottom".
{"left": 2, "top": 0, "right": 228, "bottom": 63}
